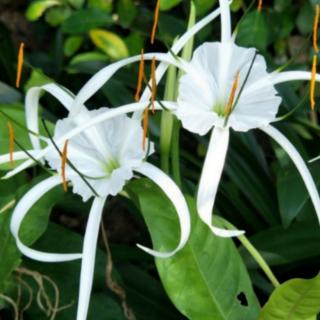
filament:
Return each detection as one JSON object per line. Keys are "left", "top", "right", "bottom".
{"left": 151, "top": 57, "right": 157, "bottom": 113}
{"left": 135, "top": 49, "right": 145, "bottom": 102}
{"left": 225, "top": 72, "right": 240, "bottom": 116}
{"left": 151, "top": 0, "right": 160, "bottom": 44}
{"left": 257, "top": 0, "right": 263, "bottom": 12}
{"left": 142, "top": 107, "right": 149, "bottom": 151}
{"left": 61, "top": 140, "right": 69, "bottom": 192}
{"left": 7, "top": 122, "right": 15, "bottom": 165}
{"left": 16, "top": 42, "right": 25, "bottom": 88}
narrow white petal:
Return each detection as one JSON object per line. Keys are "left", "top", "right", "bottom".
{"left": 70, "top": 54, "right": 190, "bottom": 116}
{"left": 2, "top": 101, "right": 178, "bottom": 180}
{"left": 261, "top": 125, "right": 320, "bottom": 224}
{"left": 219, "top": 0, "right": 232, "bottom": 43}
{"left": 76, "top": 196, "right": 107, "bottom": 320}
{"left": 0, "top": 151, "right": 36, "bottom": 166}
{"left": 133, "top": 1, "right": 232, "bottom": 119}
{"left": 271, "top": 71, "right": 320, "bottom": 85}
{"left": 25, "top": 84, "right": 75, "bottom": 151}
{"left": 10, "top": 175, "right": 82, "bottom": 262}
{"left": 134, "top": 162, "right": 191, "bottom": 258}
{"left": 197, "top": 127, "right": 244, "bottom": 237}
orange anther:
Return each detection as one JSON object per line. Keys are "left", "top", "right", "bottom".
{"left": 310, "top": 54, "right": 318, "bottom": 110}
{"left": 142, "top": 107, "right": 149, "bottom": 151}
{"left": 151, "top": 0, "right": 160, "bottom": 44}
{"left": 225, "top": 71, "right": 240, "bottom": 116}
{"left": 151, "top": 57, "right": 157, "bottom": 113}
{"left": 257, "top": 0, "right": 263, "bottom": 12}
{"left": 61, "top": 140, "right": 69, "bottom": 192}
{"left": 7, "top": 122, "right": 15, "bottom": 165}
{"left": 313, "top": 5, "right": 320, "bottom": 53}
{"left": 135, "top": 49, "right": 145, "bottom": 102}
{"left": 16, "top": 42, "right": 24, "bottom": 88}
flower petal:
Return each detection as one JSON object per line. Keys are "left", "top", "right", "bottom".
{"left": 26, "top": 84, "right": 75, "bottom": 151}
{"left": 271, "top": 71, "right": 320, "bottom": 85}
{"left": 197, "top": 127, "right": 244, "bottom": 237}
{"left": 2, "top": 101, "right": 178, "bottom": 180}
{"left": 76, "top": 196, "right": 107, "bottom": 320}
{"left": 0, "top": 151, "right": 35, "bottom": 166}
{"left": 219, "top": 0, "right": 232, "bottom": 43}
{"left": 260, "top": 125, "right": 320, "bottom": 224}
{"left": 10, "top": 175, "right": 82, "bottom": 262}
{"left": 134, "top": 162, "right": 191, "bottom": 258}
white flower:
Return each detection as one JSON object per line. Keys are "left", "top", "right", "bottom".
{"left": 2, "top": 84, "right": 191, "bottom": 320}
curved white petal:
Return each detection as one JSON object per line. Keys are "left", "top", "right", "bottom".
{"left": 0, "top": 151, "right": 36, "bottom": 166}
{"left": 271, "top": 71, "right": 320, "bottom": 85}
{"left": 2, "top": 101, "right": 178, "bottom": 180}
{"left": 70, "top": 54, "right": 191, "bottom": 117}
{"left": 219, "top": 0, "right": 232, "bottom": 43}
{"left": 25, "top": 84, "right": 75, "bottom": 151}
{"left": 260, "top": 125, "right": 320, "bottom": 224}
{"left": 197, "top": 127, "right": 244, "bottom": 237}
{"left": 10, "top": 175, "right": 82, "bottom": 262}
{"left": 133, "top": 1, "right": 232, "bottom": 119}
{"left": 76, "top": 196, "right": 107, "bottom": 320}
{"left": 134, "top": 162, "right": 191, "bottom": 258}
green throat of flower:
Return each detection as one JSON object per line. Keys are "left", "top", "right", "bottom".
{"left": 103, "top": 158, "right": 120, "bottom": 176}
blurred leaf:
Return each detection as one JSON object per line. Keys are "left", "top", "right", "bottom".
{"left": 88, "top": 0, "right": 113, "bottom": 12}
{"left": 67, "top": 0, "right": 85, "bottom": 9}
{"left": 193, "top": 0, "right": 217, "bottom": 16}
{"left": 240, "top": 222, "right": 320, "bottom": 268}
{"left": 89, "top": 29, "right": 129, "bottom": 60}
{"left": 26, "top": 0, "right": 61, "bottom": 21}
{"left": 296, "top": 2, "right": 313, "bottom": 35}
{"left": 61, "top": 9, "right": 112, "bottom": 34}
{"left": 127, "top": 179, "right": 260, "bottom": 319}
{"left": 0, "top": 82, "right": 22, "bottom": 104}
{"left": 24, "top": 69, "right": 52, "bottom": 92}
{"left": 237, "top": 11, "right": 271, "bottom": 51}
{"left": 64, "top": 36, "right": 83, "bottom": 57}
{"left": 259, "top": 274, "right": 320, "bottom": 320}
{"left": 68, "top": 51, "right": 108, "bottom": 73}
{"left": 230, "top": 0, "right": 243, "bottom": 12}
{"left": 125, "top": 32, "right": 144, "bottom": 56}
{"left": 117, "top": 0, "right": 137, "bottom": 28}
{"left": 160, "top": 0, "right": 183, "bottom": 11}
{"left": 45, "top": 6, "right": 72, "bottom": 26}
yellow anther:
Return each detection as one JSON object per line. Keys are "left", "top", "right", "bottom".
{"left": 61, "top": 140, "right": 69, "bottom": 192}
{"left": 225, "top": 72, "right": 240, "bottom": 116}
{"left": 313, "top": 4, "right": 320, "bottom": 53}
{"left": 16, "top": 42, "right": 25, "bottom": 88}
{"left": 7, "top": 122, "right": 15, "bottom": 165}
{"left": 135, "top": 49, "right": 145, "bottom": 102}
{"left": 151, "top": 57, "right": 157, "bottom": 113}
{"left": 310, "top": 54, "right": 318, "bottom": 110}
{"left": 151, "top": 0, "right": 160, "bottom": 44}
{"left": 142, "top": 106, "right": 150, "bottom": 151}
{"left": 257, "top": 0, "right": 263, "bottom": 12}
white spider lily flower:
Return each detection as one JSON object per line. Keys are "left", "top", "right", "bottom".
{"left": 4, "top": 85, "right": 190, "bottom": 320}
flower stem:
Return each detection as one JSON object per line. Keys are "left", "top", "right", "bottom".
{"left": 222, "top": 219, "right": 280, "bottom": 288}
{"left": 171, "top": 119, "right": 182, "bottom": 187}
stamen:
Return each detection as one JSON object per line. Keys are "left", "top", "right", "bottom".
{"left": 61, "top": 140, "right": 69, "bottom": 192}
{"left": 310, "top": 54, "right": 317, "bottom": 110}
{"left": 135, "top": 49, "right": 145, "bottom": 102}
{"left": 313, "top": 4, "right": 320, "bottom": 53}
{"left": 151, "top": 0, "right": 160, "bottom": 44}
{"left": 310, "top": 5, "right": 320, "bottom": 110}
{"left": 7, "top": 122, "right": 15, "bottom": 165}
{"left": 225, "top": 72, "right": 240, "bottom": 116}
{"left": 257, "top": 0, "right": 263, "bottom": 12}
{"left": 16, "top": 42, "right": 25, "bottom": 88}
{"left": 151, "top": 57, "right": 157, "bottom": 113}
{"left": 142, "top": 106, "right": 150, "bottom": 151}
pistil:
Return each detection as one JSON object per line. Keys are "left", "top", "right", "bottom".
{"left": 16, "top": 42, "right": 24, "bottom": 88}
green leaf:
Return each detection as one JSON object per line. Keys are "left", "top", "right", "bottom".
{"left": 61, "top": 9, "right": 113, "bottom": 34}
{"left": 125, "top": 32, "right": 144, "bottom": 56}
{"left": 159, "top": 0, "right": 183, "bottom": 11}
{"left": 117, "top": 0, "right": 137, "bottom": 28}
{"left": 89, "top": 29, "right": 129, "bottom": 60}
{"left": 193, "top": 0, "right": 217, "bottom": 16}
{"left": 259, "top": 274, "right": 320, "bottom": 320}
{"left": 45, "top": 6, "right": 71, "bottom": 26}
{"left": 67, "top": 0, "right": 85, "bottom": 9}
{"left": 0, "top": 82, "right": 22, "bottom": 104}
{"left": 236, "top": 11, "right": 271, "bottom": 51}
{"left": 26, "top": 0, "right": 61, "bottom": 21}
{"left": 126, "top": 179, "right": 260, "bottom": 320}
{"left": 88, "top": 0, "right": 112, "bottom": 12}
{"left": 64, "top": 36, "right": 83, "bottom": 57}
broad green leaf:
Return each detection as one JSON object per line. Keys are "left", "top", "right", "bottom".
{"left": 193, "top": 0, "right": 217, "bottom": 16}
{"left": 24, "top": 68, "right": 52, "bottom": 92}
{"left": 259, "top": 274, "right": 320, "bottom": 320}
{"left": 68, "top": 51, "right": 108, "bottom": 74}
{"left": 26, "top": 0, "right": 61, "bottom": 21}
{"left": 237, "top": 11, "right": 271, "bottom": 51}
{"left": 89, "top": 29, "right": 129, "bottom": 60}
{"left": 160, "top": 0, "right": 183, "bottom": 11}
{"left": 45, "top": 6, "right": 71, "bottom": 26}
{"left": 0, "top": 82, "right": 22, "bottom": 104}
{"left": 61, "top": 9, "right": 113, "bottom": 34}
{"left": 117, "top": 0, "right": 137, "bottom": 27}
{"left": 67, "top": 0, "right": 85, "bottom": 9}
{"left": 125, "top": 32, "right": 144, "bottom": 55}
{"left": 88, "top": 0, "right": 112, "bottom": 12}
{"left": 64, "top": 36, "right": 83, "bottom": 57}
{"left": 127, "top": 179, "right": 260, "bottom": 320}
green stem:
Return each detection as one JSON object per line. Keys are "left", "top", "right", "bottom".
{"left": 222, "top": 219, "right": 280, "bottom": 288}
{"left": 171, "top": 119, "right": 182, "bottom": 187}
